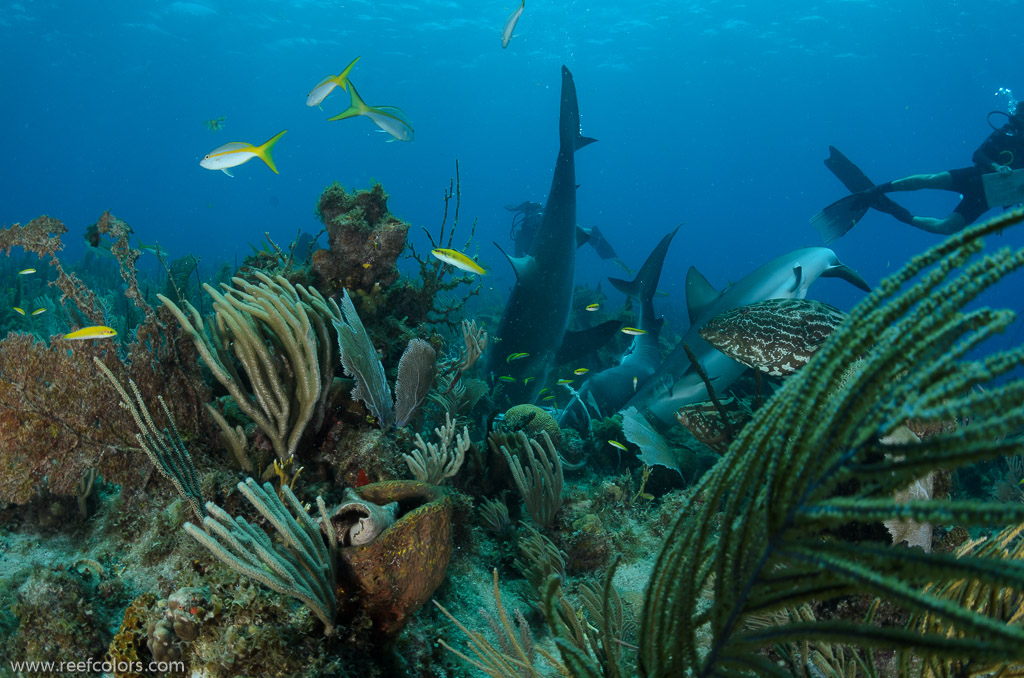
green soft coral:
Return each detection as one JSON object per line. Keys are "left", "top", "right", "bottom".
{"left": 631, "top": 209, "right": 1024, "bottom": 676}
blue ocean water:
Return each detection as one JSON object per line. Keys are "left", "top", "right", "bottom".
{"left": 3, "top": 0, "right": 1024, "bottom": 335}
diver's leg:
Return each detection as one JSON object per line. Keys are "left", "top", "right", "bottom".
{"left": 906, "top": 212, "right": 967, "bottom": 235}
{"left": 884, "top": 172, "right": 955, "bottom": 192}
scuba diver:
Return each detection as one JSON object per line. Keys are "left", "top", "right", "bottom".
{"left": 505, "top": 200, "right": 621, "bottom": 259}
{"left": 505, "top": 201, "right": 544, "bottom": 257}
{"left": 812, "top": 107, "right": 1024, "bottom": 241}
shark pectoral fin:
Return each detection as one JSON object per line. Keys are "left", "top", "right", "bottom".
{"left": 493, "top": 242, "right": 535, "bottom": 280}
{"left": 791, "top": 264, "right": 803, "bottom": 293}
{"left": 576, "top": 135, "right": 598, "bottom": 151}
{"left": 556, "top": 319, "right": 622, "bottom": 364}
{"left": 822, "top": 262, "right": 872, "bottom": 292}
{"left": 685, "top": 266, "right": 719, "bottom": 324}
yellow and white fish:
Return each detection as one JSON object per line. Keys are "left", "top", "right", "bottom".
{"left": 431, "top": 248, "right": 486, "bottom": 275}
{"left": 62, "top": 325, "right": 117, "bottom": 340}
{"left": 12, "top": 307, "right": 25, "bottom": 315}
{"left": 31, "top": 308, "right": 46, "bottom": 316}
{"left": 306, "top": 56, "right": 361, "bottom": 108}
{"left": 502, "top": 0, "right": 525, "bottom": 49}
{"left": 18, "top": 268, "right": 35, "bottom": 275}
{"left": 621, "top": 327, "right": 647, "bottom": 336}
{"left": 328, "top": 82, "right": 414, "bottom": 142}
{"left": 200, "top": 130, "right": 287, "bottom": 176}
{"left": 585, "top": 303, "right": 599, "bottom": 312}
{"left": 608, "top": 440, "right": 627, "bottom": 451}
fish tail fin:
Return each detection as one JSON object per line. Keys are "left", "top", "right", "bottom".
{"left": 334, "top": 55, "right": 361, "bottom": 91}
{"left": 327, "top": 82, "right": 368, "bottom": 121}
{"left": 256, "top": 130, "right": 287, "bottom": 174}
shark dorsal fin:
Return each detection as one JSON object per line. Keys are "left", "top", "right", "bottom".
{"left": 494, "top": 242, "right": 535, "bottom": 280}
{"left": 685, "top": 266, "right": 719, "bottom": 324}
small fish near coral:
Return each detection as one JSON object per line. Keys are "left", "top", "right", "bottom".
{"left": 200, "top": 130, "right": 287, "bottom": 176}
{"left": 61, "top": 325, "right": 117, "bottom": 340}
{"left": 431, "top": 248, "right": 486, "bottom": 275}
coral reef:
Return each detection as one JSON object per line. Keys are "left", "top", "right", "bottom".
{"left": 312, "top": 183, "right": 409, "bottom": 295}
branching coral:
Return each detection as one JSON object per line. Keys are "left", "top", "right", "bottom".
{"left": 403, "top": 412, "right": 470, "bottom": 484}
{"left": 159, "top": 273, "right": 341, "bottom": 462}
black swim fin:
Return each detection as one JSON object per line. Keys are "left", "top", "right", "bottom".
{"left": 814, "top": 146, "right": 910, "bottom": 242}
{"left": 810, "top": 193, "right": 871, "bottom": 243}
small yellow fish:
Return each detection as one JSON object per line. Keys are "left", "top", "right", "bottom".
{"left": 542, "top": 395, "right": 556, "bottom": 401}
{"left": 498, "top": 376, "right": 517, "bottom": 383}
{"left": 621, "top": 327, "right": 647, "bottom": 336}
{"left": 633, "top": 376, "right": 638, "bottom": 391}
{"left": 506, "top": 352, "right": 529, "bottom": 363}
{"left": 362, "top": 263, "right": 371, "bottom": 269}
{"left": 18, "top": 268, "right": 36, "bottom": 275}
{"left": 431, "top": 248, "right": 486, "bottom": 275}
{"left": 12, "top": 307, "right": 25, "bottom": 315}
{"left": 585, "top": 303, "right": 599, "bottom": 312}
{"left": 62, "top": 325, "right": 118, "bottom": 341}
{"left": 523, "top": 377, "right": 535, "bottom": 385}
{"left": 608, "top": 440, "right": 627, "bottom": 451}
{"left": 306, "top": 56, "right": 361, "bottom": 107}
{"left": 200, "top": 130, "right": 288, "bottom": 176}
{"left": 31, "top": 308, "right": 46, "bottom": 316}
{"left": 573, "top": 367, "right": 589, "bottom": 375}
{"left": 556, "top": 378, "right": 574, "bottom": 384}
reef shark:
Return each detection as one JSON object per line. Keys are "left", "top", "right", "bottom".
{"left": 558, "top": 226, "right": 679, "bottom": 426}
{"left": 488, "top": 66, "right": 618, "bottom": 404}
{"left": 626, "top": 247, "right": 870, "bottom": 427}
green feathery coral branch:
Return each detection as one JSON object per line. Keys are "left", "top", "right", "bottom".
{"left": 637, "top": 209, "right": 1024, "bottom": 677}
{"left": 158, "top": 272, "right": 340, "bottom": 461}
{"left": 184, "top": 478, "right": 338, "bottom": 635}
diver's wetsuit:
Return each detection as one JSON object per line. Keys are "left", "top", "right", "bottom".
{"left": 956, "top": 121, "right": 1024, "bottom": 219}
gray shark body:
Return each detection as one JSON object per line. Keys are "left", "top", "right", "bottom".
{"left": 488, "top": 66, "right": 599, "bottom": 404}
{"left": 558, "top": 227, "right": 679, "bottom": 425}
{"left": 627, "top": 247, "right": 869, "bottom": 427}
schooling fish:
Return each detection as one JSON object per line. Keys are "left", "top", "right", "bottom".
{"left": 573, "top": 367, "right": 589, "bottom": 375}
{"left": 306, "top": 56, "right": 361, "bottom": 107}
{"left": 62, "top": 325, "right": 118, "bottom": 341}
{"left": 31, "top": 308, "right": 46, "bottom": 316}
{"left": 328, "top": 82, "right": 414, "bottom": 142}
{"left": 502, "top": 0, "right": 525, "bottom": 49}
{"left": 12, "top": 307, "right": 24, "bottom": 315}
{"left": 621, "top": 327, "right": 646, "bottom": 336}
{"left": 506, "top": 352, "right": 529, "bottom": 362}
{"left": 431, "top": 248, "right": 486, "bottom": 275}
{"left": 585, "top": 303, "right": 600, "bottom": 312}
{"left": 200, "top": 130, "right": 287, "bottom": 176}
{"left": 18, "top": 268, "right": 35, "bottom": 275}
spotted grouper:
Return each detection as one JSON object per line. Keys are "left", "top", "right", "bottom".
{"left": 699, "top": 298, "right": 848, "bottom": 377}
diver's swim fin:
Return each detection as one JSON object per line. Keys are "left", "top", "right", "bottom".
{"left": 810, "top": 193, "right": 871, "bottom": 243}
{"left": 824, "top": 146, "right": 874, "bottom": 193}
{"left": 815, "top": 146, "right": 910, "bottom": 242}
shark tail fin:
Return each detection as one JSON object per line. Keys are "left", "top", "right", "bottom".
{"left": 610, "top": 226, "right": 680, "bottom": 303}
